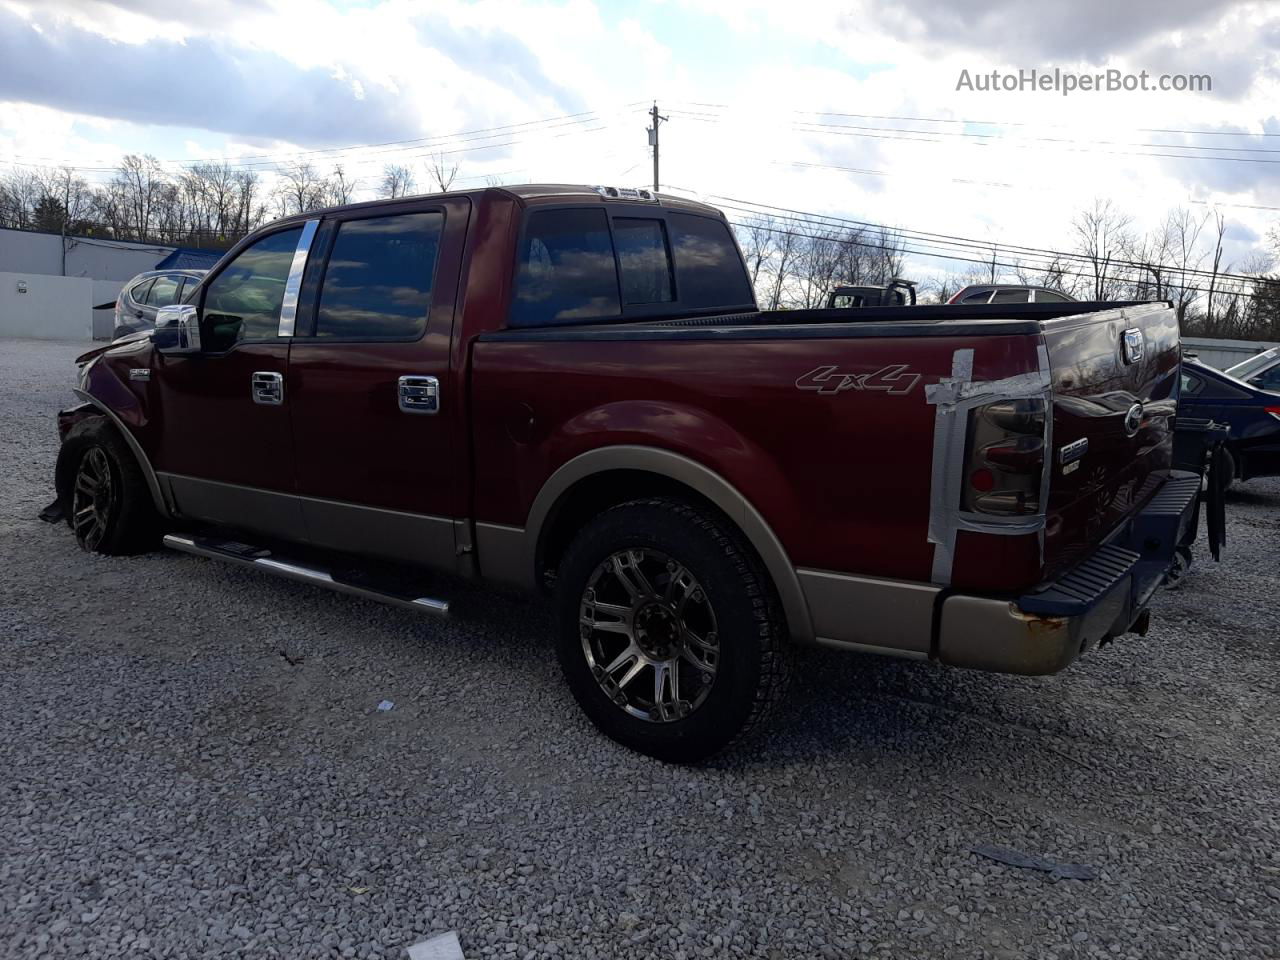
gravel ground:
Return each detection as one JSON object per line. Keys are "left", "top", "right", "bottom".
{"left": 1, "top": 338, "right": 1278, "bottom": 960}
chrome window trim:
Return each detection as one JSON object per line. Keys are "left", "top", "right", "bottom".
{"left": 277, "top": 218, "right": 319, "bottom": 337}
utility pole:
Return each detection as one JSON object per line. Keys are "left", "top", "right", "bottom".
{"left": 648, "top": 102, "right": 668, "bottom": 192}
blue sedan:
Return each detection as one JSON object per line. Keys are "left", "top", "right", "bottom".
{"left": 1180, "top": 358, "right": 1280, "bottom": 484}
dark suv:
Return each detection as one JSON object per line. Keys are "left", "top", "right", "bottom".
{"left": 112, "top": 269, "right": 206, "bottom": 339}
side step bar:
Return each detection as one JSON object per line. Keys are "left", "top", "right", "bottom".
{"left": 163, "top": 533, "right": 449, "bottom": 617}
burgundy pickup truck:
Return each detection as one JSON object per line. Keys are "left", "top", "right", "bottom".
{"left": 54, "top": 184, "right": 1197, "bottom": 761}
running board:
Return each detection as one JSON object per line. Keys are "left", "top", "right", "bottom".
{"left": 162, "top": 533, "right": 450, "bottom": 616}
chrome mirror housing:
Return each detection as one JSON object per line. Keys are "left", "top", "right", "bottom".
{"left": 152, "top": 304, "right": 201, "bottom": 354}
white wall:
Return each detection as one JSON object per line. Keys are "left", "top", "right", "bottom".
{"left": 0, "top": 228, "right": 172, "bottom": 282}
{"left": 0, "top": 228, "right": 176, "bottom": 340}
{"left": 1182, "top": 337, "right": 1280, "bottom": 370}
{"left": 91, "top": 279, "right": 124, "bottom": 340}
{"left": 0, "top": 272, "right": 93, "bottom": 340}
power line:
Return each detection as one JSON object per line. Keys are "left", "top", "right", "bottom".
{"left": 0, "top": 104, "right": 648, "bottom": 173}
{"left": 797, "top": 109, "right": 1280, "bottom": 139}
{"left": 701, "top": 191, "right": 1270, "bottom": 287}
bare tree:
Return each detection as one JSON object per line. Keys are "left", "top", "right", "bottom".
{"left": 326, "top": 164, "right": 357, "bottom": 206}
{"left": 1204, "top": 211, "right": 1227, "bottom": 330}
{"left": 1072, "top": 198, "right": 1133, "bottom": 300}
{"left": 273, "top": 161, "right": 328, "bottom": 216}
{"left": 381, "top": 163, "right": 415, "bottom": 199}
{"left": 1161, "top": 207, "right": 1209, "bottom": 323}
{"left": 425, "top": 152, "right": 458, "bottom": 192}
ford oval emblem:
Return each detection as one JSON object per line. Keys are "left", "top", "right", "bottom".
{"left": 1124, "top": 403, "right": 1144, "bottom": 437}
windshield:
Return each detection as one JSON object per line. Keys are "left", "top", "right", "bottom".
{"left": 1225, "top": 347, "right": 1280, "bottom": 379}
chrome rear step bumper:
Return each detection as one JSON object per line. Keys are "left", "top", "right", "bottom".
{"left": 162, "top": 533, "right": 450, "bottom": 616}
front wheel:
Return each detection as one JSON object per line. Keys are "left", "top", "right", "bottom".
{"left": 58, "top": 418, "right": 160, "bottom": 555}
{"left": 555, "top": 498, "right": 792, "bottom": 763}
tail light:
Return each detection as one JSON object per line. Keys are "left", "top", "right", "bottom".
{"left": 1266, "top": 406, "right": 1280, "bottom": 423}
{"left": 962, "top": 397, "right": 1046, "bottom": 516}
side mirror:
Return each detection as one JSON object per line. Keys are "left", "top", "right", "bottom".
{"left": 153, "top": 304, "right": 201, "bottom": 354}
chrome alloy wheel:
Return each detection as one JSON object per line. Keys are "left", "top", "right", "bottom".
{"left": 71, "top": 447, "right": 115, "bottom": 551}
{"left": 580, "top": 548, "right": 720, "bottom": 722}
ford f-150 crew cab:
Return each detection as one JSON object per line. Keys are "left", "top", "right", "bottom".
{"left": 54, "top": 184, "right": 1198, "bottom": 761}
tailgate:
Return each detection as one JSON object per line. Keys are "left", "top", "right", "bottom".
{"left": 1041, "top": 303, "right": 1181, "bottom": 580}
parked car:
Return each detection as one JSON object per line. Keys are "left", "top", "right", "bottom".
{"left": 108, "top": 269, "right": 206, "bottom": 339}
{"left": 53, "top": 184, "right": 1197, "bottom": 762}
{"left": 1223, "top": 345, "right": 1280, "bottom": 392}
{"left": 826, "top": 278, "right": 916, "bottom": 308}
{"left": 947, "top": 284, "right": 1075, "bottom": 305}
{"left": 1179, "top": 356, "right": 1280, "bottom": 484}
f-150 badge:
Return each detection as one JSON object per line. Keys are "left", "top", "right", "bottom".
{"left": 796, "top": 364, "right": 921, "bottom": 396}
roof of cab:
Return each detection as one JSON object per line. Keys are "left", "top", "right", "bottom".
{"left": 271, "top": 185, "right": 725, "bottom": 224}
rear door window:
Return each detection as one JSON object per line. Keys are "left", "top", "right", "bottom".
{"left": 145, "top": 275, "right": 181, "bottom": 307}
{"left": 315, "top": 212, "right": 443, "bottom": 339}
{"left": 990, "top": 288, "right": 1030, "bottom": 303}
{"left": 1035, "top": 290, "right": 1072, "bottom": 303}
{"left": 512, "top": 208, "right": 621, "bottom": 327}
{"left": 959, "top": 290, "right": 993, "bottom": 303}
{"left": 614, "top": 218, "right": 673, "bottom": 305}
{"left": 667, "top": 212, "right": 753, "bottom": 308}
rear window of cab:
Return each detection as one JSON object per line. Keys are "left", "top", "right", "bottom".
{"left": 511, "top": 207, "right": 754, "bottom": 327}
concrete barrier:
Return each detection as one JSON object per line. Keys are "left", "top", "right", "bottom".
{"left": 0, "top": 272, "right": 94, "bottom": 340}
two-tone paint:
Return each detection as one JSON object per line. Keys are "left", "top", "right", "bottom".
{"left": 68, "top": 185, "right": 1190, "bottom": 676}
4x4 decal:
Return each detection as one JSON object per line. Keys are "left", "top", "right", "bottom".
{"left": 795, "top": 364, "right": 922, "bottom": 396}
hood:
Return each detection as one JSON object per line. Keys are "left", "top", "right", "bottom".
{"left": 75, "top": 328, "right": 152, "bottom": 365}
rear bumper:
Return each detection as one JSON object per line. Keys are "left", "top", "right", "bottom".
{"left": 937, "top": 471, "right": 1201, "bottom": 675}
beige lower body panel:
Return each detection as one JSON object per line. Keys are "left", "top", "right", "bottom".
{"left": 474, "top": 521, "right": 528, "bottom": 588}
{"left": 797, "top": 568, "right": 938, "bottom": 657}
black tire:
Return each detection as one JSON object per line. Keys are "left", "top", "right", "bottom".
{"left": 56, "top": 418, "right": 160, "bottom": 555}
{"left": 555, "top": 497, "right": 792, "bottom": 763}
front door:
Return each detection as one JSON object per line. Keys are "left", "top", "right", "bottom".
{"left": 151, "top": 222, "right": 316, "bottom": 541}
{"left": 287, "top": 199, "right": 469, "bottom": 571}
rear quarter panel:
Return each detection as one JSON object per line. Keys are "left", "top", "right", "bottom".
{"left": 470, "top": 327, "right": 1042, "bottom": 584}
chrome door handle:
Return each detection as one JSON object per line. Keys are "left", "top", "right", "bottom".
{"left": 251, "top": 371, "right": 284, "bottom": 406}
{"left": 398, "top": 375, "right": 440, "bottom": 414}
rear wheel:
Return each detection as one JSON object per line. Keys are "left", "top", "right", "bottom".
{"left": 555, "top": 498, "right": 792, "bottom": 763}
{"left": 59, "top": 418, "right": 160, "bottom": 555}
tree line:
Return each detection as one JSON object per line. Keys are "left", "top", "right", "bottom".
{"left": 733, "top": 199, "right": 1280, "bottom": 342}
{"left": 3, "top": 153, "right": 1277, "bottom": 341}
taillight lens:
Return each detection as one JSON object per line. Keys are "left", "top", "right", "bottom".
{"left": 962, "top": 397, "right": 1046, "bottom": 516}
{"left": 1266, "top": 406, "right": 1280, "bottom": 422}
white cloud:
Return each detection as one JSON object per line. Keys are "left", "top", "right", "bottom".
{"left": 1, "top": 0, "right": 1276, "bottom": 279}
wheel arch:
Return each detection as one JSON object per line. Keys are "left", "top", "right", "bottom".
{"left": 520, "top": 446, "right": 814, "bottom": 644}
{"left": 66, "top": 389, "right": 170, "bottom": 518}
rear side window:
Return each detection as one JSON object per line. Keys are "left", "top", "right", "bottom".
{"left": 614, "top": 218, "right": 673, "bottom": 305}
{"left": 129, "top": 278, "right": 154, "bottom": 304}
{"left": 512, "top": 209, "right": 621, "bottom": 327}
{"left": 145, "top": 275, "right": 181, "bottom": 307}
{"left": 667, "top": 213, "right": 753, "bottom": 308}
{"left": 1035, "top": 290, "right": 1071, "bottom": 303}
{"left": 959, "top": 290, "right": 992, "bottom": 303}
{"left": 315, "top": 212, "right": 443, "bottom": 339}
{"left": 990, "top": 288, "right": 1029, "bottom": 304}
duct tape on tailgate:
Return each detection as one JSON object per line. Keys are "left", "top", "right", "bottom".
{"left": 924, "top": 345, "right": 1054, "bottom": 585}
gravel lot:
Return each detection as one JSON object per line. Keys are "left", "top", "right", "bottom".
{"left": 2, "top": 338, "right": 1278, "bottom": 960}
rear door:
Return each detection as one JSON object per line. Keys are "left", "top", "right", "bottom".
{"left": 286, "top": 198, "right": 470, "bottom": 571}
{"left": 1040, "top": 303, "right": 1181, "bottom": 578}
